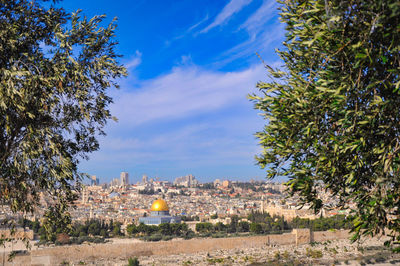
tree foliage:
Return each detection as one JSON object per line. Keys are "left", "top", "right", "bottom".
{"left": 0, "top": 0, "right": 126, "bottom": 233}
{"left": 250, "top": 0, "right": 400, "bottom": 248}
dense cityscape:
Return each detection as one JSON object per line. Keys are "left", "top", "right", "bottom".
{"left": 70, "top": 172, "right": 347, "bottom": 225}
{"left": 2, "top": 172, "right": 386, "bottom": 265}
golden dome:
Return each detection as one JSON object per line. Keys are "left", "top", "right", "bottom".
{"left": 151, "top": 199, "right": 169, "bottom": 212}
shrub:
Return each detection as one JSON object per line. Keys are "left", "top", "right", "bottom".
{"left": 148, "top": 233, "right": 162, "bottom": 242}
{"left": 128, "top": 257, "right": 140, "bottom": 266}
{"left": 306, "top": 248, "right": 323, "bottom": 259}
{"left": 162, "top": 235, "right": 173, "bottom": 241}
{"left": 183, "top": 230, "right": 195, "bottom": 240}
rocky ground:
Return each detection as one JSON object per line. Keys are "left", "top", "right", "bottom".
{"left": 67, "top": 237, "right": 400, "bottom": 266}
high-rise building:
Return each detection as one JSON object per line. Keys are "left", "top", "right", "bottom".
{"left": 90, "top": 175, "right": 99, "bottom": 186}
{"left": 173, "top": 174, "right": 199, "bottom": 187}
{"left": 222, "top": 180, "right": 231, "bottom": 187}
{"left": 120, "top": 172, "right": 129, "bottom": 186}
{"left": 142, "top": 174, "right": 148, "bottom": 184}
{"left": 213, "top": 179, "right": 222, "bottom": 187}
{"left": 110, "top": 178, "right": 120, "bottom": 187}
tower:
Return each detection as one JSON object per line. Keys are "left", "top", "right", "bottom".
{"left": 261, "top": 195, "right": 265, "bottom": 213}
{"left": 81, "top": 187, "right": 88, "bottom": 204}
{"left": 90, "top": 175, "right": 99, "bottom": 186}
{"left": 142, "top": 174, "right": 148, "bottom": 184}
{"left": 120, "top": 172, "right": 129, "bottom": 187}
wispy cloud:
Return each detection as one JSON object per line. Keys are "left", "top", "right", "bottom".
{"left": 111, "top": 64, "right": 265, "bottom": 127}
{"left": 82, "top": 63, "right": 268, "bottom": 177}
{"left": 165, "top": 14, "right": 209, "bottom": 46}
{"left": 125, "top": 50, "right": 142, "bottom": 70}
{"left": 83, "top": 114, "right": 264, "bottom": 179}
{"left": 188, "top": 14, "right": 209, "bottom": 32}
{"left": 200, "top": 0, "right": 252, "bottom": 33}
{"left": 212, "top": 0, "right": 283, "bottom": 67}
{"left": 239, "top": 0, "right": 278, "bottom": 38}
{"left": 217, "top": 23, "right": 284, "bottom": 66}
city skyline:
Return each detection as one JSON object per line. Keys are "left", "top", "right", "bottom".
{"left": 56, "top": 0, "right": 285, "bottom": 181}
{"left": 85, "top": 171, "right": 271, "bottom": 185}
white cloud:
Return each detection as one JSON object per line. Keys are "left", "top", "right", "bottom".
{"left": 200, "top": 0, "right": 252, "bottom": 33}
{"left": 239, "top": 0, "right": 278, "bottom": 37}
{"left": 217, "top": 23, "right": 284, "bottom": 66}
{"left": 91, "top": 116, "right": 263, "bottom": 167}
{"left": 165, "top": 14, "right": 209, "bottom": 46}
{"left": 187, "top": 14, "right": 209, "bottom": 32}
{"left": 211, "top": 1, "right": 283, "bottom": 67}
{"left": 111, "top": 64, "right": 265, "bottom": 127}
{"left": 81, "top": 63, "right": 270, "bottom": 179}
{"left": 125, "top": 50, "right": 142, "bottom": 69}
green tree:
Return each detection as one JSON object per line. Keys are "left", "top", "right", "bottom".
{"left": 32, "top": 219, "right": 41, "bottom": 233}
{"left": 136, "top": 223, "right": 148, "bottom": 234}
{"left": 159, "top": 223, "right": 172, "bottom": 235}
{"left": 195, "top": 222, "right": 214, "bottom": 233}
{"left": 42, "top": 204, "right": 72, "bottom": 241}
{"left": 170, "top": 223, "right": 188, "bottom": 236}
{"left": 249, "top": 223, "right": 263, "bottom": 234}
{"left": 100, "top": 229, "right": 108, "bottom": 238}
{"left": 112, "top": 222, "right": 122, "bottom": 237}
{"left": 126, "top": 223, "right": 138, "bottom": 236}
{"left": 88, "top": 221, "right": 100, "bottom": 236}
{"left": 228, "top": 215, "right": 239, "bottom": 233}
{"left": 238, "top": 221, "right": 250, "bottom": 232}
{"left": 250, "top": 0, "right": 400, "bottom": 248}
{"left": 214, "top": 222, "right": 226, "bottom": 232}
{"left": 0, "top": 0, "right": 126, "bottom": 237}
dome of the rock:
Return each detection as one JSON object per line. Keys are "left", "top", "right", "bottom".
{"left": 139, "top": 198, "right": 180, "bottom": 225}
{"left": 150, "top": 198, "right": 169, "bottom": 212}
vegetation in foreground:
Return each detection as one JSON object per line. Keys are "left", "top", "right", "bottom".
{"left": 250, "top": 0, "right": 400, "bottom": 250}
{"left": 0, "top": 0, "right": 126, "bottom": 241}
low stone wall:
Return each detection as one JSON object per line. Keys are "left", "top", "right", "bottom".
{"left": 267, "top": 232, "right": 296, "bottom": 245}
{"left": 0, "top": 228, "right": 34, "bottom": 240}
{"left": 312, "top": 229, "right": 350, "bottom": 242}
{"left": 293, "top": 228, "right": 311, "bottom": 245}
{"left": 8, "top": 229, "right": 351, "bottom": 265}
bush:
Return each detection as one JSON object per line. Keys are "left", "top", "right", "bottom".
{"left": 128, "top": 257, "right": 140, "bottom": 266}
{"left": 92, "top": 237, "right": 105, "bottom": 244}
{"left": 211, "top": 232, "right": 226, "bottom": 238}
{"left": 306, "top": 248, "right": 323, "bottom": 259}
{"left": 147, "top": 233, "right": 162, "bottom": 242}
{"left": 56, "top": 233, "right": 70, "bottom": 245}
{"left": 162, "top": 235, "right": 173, "bottom": 241}
{"left": 183, "top": 230, "right": 195, "bottom": 240}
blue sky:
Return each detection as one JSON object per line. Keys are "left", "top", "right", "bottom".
{"left": 58, "top": 0, "right": 284, "bottom": 183}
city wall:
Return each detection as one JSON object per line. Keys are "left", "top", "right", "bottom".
{"left": 0, "top": 228, "right": 34, "bottom": 240}
{"left": 312, "top": 229, "right": 350, "bottom": 242}
{"left": 10, "top": 229, "right": 350, "bottom": 265}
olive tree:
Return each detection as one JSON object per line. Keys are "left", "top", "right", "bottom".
{"left": 250, "top": 0, "right": 400, "bottom": 249}
{"left": 0, "top": 0, "right": 126, "bottom": 238}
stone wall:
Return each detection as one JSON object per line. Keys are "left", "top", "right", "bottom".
{"left": 267, "top": 232, "right": 296, "bottom": 245}
{"left": 293, "top": 228, "right": 311, "bottom": 245}
{"left": 0, "top": 228, "right": 34, "bottom": 240}
{"left": 312, "top": 229, "right": 350, "bottom": 242}
{"left": 8, "top": 229, "right": 351, "bottom": 265}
